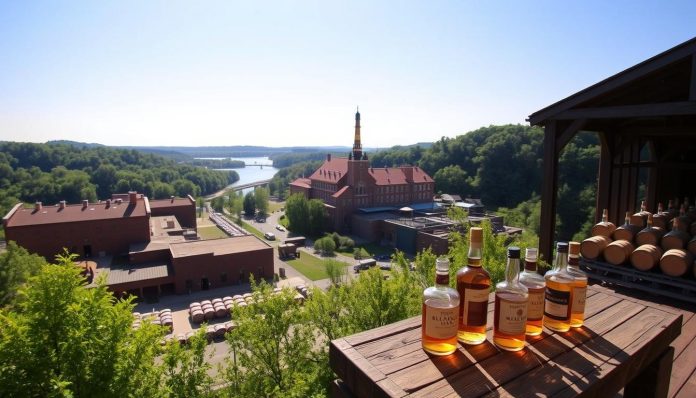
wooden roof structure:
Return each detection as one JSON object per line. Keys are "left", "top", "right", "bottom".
{"left": 529, "top": 37, "right": 696, "bottom": 262}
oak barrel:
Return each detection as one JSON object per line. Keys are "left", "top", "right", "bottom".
{"left": 190, "top": 309, "right": 204, "bottom": 323}
{"left": 660, "top": 249, "right": 694, "bottom": 277}
{"left": 613, "top": 223, "right": 641, "bottom": 242}
{"left": 630, "top": 244, "right": 663, "bottom": 271}
{"left": 603, "top": 240, "right": 634, "bottom": 265}
{"left": 581, "top": 235, "right": 611, "bottom": 259}
{"left": 661, "top": 229, "right": 690, "bottom": 251}
{"left": 688, "top": 236, "right": 696, "bottom": 257}
{"left": 635, "top": 227, "right": 665, "bottom": 246}
{"left": 652, "top": 213, "right": 670, "bottom": 230}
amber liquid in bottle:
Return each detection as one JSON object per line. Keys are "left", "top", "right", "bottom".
{"left": 493, "top": 247, "right": 528, "bottom": 351}
{"left": 543, "top": 242, "right": 573, "bottom": 332}
{"left": 519, "top": 248, "right": 545, "bottom": 336}
{"left": 422, "top": 258, "right": 460, "bottom": 356}
{"left": 567, "top": 241, "right": 587, "bottom": 328}
{"left": 456, "top": 227, "right": 491, "bottom": 345}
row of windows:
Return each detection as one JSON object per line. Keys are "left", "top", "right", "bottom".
{"left": 375, "top": 183, "right": 432, "bottom": 194}
{"left": 314, "top": 182, "right": 335, "bottom": 191}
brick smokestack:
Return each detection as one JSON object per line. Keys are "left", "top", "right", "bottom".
{"left": 35, "top": 202, "right": 42, "bottom": 211}
{"left": 129, "top": 191, "right": 137, "bottom": 204}
{"left": 59, "top": 200, "right": 66, "bottom": 210}
{"left": 327, "top": 153, "right": 331, "bottom": 161}
{"left": 82, "top": 200, "right": 88, "bottom": 209}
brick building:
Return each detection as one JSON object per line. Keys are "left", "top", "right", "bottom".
{"left": 2, "top": 192, "right": 273, "bottom": 299}
{"left": 290, "top": 110, "right": 435, "bottom": 231}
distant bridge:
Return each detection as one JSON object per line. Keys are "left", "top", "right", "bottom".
{"left": 204, "top": 179, "right": 272, "bottom": 200}
{"left": 243, "top": 164, "right": 273, "bottom": 168}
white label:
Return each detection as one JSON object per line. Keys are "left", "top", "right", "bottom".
{"left": 571, "top": 285, "right": 587, "bottom": 314}
{"left": 425, "top": 306, "right": 458, "bottom": 339}
{"left": 498, "top": 298, "right": 528, "bottom": 335}
{"left": 527, "top": 288, "right": 545, "bottom": 321}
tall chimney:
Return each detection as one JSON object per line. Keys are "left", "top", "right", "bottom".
{"left": 327, "top": 153, "right": 331, "bottom": 161}
{"left": 106, "top": 199, "right": 111, "bottom": 208}
{"left": 35, "top": 202, "right": 42, "bottom": 211}
{"left": 129, "top": 191, "right": 137, "bottom": 204}
{"left": 170, "top": 195, "right": 175, "bottom": 203}
{"left": 82, "top": 200, "right": 89, "bottom": 209}
{"left": 59, "top": 200, "right": 66, "bottom": 210}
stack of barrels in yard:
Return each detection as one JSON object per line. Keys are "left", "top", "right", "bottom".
{"left": 132, "top": 310, "right": 173, "bottom": 332}
{"left": 581, "top": 200, "right": 696, "bottom": 278}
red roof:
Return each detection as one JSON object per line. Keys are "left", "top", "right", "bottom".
{"left": 289, "top": 178, "right": 312, "bottom": 189}
{"left": 332, "top": 186, "right": 351, "bottom": 198}
{"left": 5, "top": 199, "right": 149, "bottom": 227}
{"left": 310, "top": 158, "right": 348, "bottom": 183}
{"left": 149, "top": 197, "right": 195, "bottom": 208}
{"left": 368, "top": 166, "right": 433, "bottom": 185}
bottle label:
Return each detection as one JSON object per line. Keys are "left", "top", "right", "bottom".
{"left": 544, "top": 286, "right": 570, "bottom": 320}
{"left": 571, "top": 286, "right": 587, "bottom": 314}
{"left": 527, "top": 287, "right": 545, "bottom": 321}
{"left": 425, "top": 305, "right": 458, "bottom": 339}
{"left": 462, "top": 287, "right": 489, "bottom": 327}
{"left": 498, "top": 298, "right": 527, "bottom": 334}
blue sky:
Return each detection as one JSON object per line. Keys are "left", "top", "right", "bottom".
{"left": 1, "top": 1, "right": 694, "bottom": 148}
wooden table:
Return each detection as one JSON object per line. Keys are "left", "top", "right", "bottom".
{"left": 329, "top": 285, "right": 683, "bottom": 397}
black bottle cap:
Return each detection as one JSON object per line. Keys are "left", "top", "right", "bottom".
{"left": 557, "top": 242, "right": 569, "bottom": 253}
{"left": 507, "top": 246, "right": 521, "bottom": 258}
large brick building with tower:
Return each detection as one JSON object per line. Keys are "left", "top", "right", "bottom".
{"left": 290, "top": 109, "right": 435, "bottom": 231}
{"left": 2, "top": 191, "right": 273, "bottom": 299}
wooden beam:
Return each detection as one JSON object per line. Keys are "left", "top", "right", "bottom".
{"left": 551, "top": 101, "right": 696, "bottom": 121}
{"left": 539, "top": 121, "right": 559, "bottom": 264}
{"left": 528, "top": 38, "right": 696, "bottom": 125}
{"left": 691, "top": 53, "right": 696, "bottom": 101}
{"left": 555, "top": 119, "right": 587, "bottom": 153}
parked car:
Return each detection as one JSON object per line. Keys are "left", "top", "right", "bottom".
{"left": 379, "top": 263, "right": 392, "bottom": 271}
{"left": 264, "top": 232, "right": 276, "bottom": 240}
{"left": 256, "top": 216, "right": 266, "bottom": 223}
{"left": 275, "top": 225, "right": 286, "bottom": 232}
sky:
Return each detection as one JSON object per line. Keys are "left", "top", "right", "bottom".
{"left": 1, "top": 1, "right": 695, "bottom": 148}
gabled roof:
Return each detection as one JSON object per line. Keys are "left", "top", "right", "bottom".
{"left": 368, "top": 166, "right": 433, "bottom": 185}
{"left": 149, "top": 196, "right": 195, "bottom": 208}
{"left": 310, "top": 157, "right": 348, "bottom": 183}
{"left": 332, "top": 185, "right": 351, "bottom": 198}
{"left": 5, "top": 199, "right": 149, "bottom": 227}
{"left": 289, "top": 178, "right": 312, "bottom": 189}
{"left": 528, "top": 36, "right": 696, "bottom": 126}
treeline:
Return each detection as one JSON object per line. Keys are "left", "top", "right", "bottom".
{"left": 190, "top": 158, "right": 246, "bottom": 169}
{"left": 269, "top": 152, "right": 331, "bottom": 168}
{"left": 268, "top": 160, "right": 323, "bottom": 200}
{"left": 0, "top": 142, "right": 239, "bottom": 230}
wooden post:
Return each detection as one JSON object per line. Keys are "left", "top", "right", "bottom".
{"left": 539, "top": 121, "right": 558, "bottom": 263}
{"left": 624, "top": 346, "right": 674, "bottom": 398}
{"left": 596, "top": 131, "right": 613, "bottom": 223}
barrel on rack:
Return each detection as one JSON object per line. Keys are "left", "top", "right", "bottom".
{"left": 630, "top": 244, "right": 663, "bottom": 271}
{"left": 661, "top": 227, "right": 690, "bottom": 251}
{"left": 635, "top": 226, "right": 665, "bottom": 246}
{"left": 591, "top": 209, "right": 616, "bottom": 237}
{"left": 659, "top": 249, "right": 694, "bottom": 277}
{"left": 581, "top": 236, "right": 611, "bottom": 260}
{"left": 603, "top": 240, "right": 634, "bottom": 265}
{"left": 688, "top": 236, "right": 696, "bottom": 257}
{"left": 613, "top": 223, "right": 641, "bottom": 242}
{"left": 190, "top": 309, "right": 204, "bottom": 323}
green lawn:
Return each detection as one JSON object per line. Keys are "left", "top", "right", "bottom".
{"left": 197, "top": 225, "right": 229, "bottom": 240}
{"left": 337, "top": 242, "right": 394, "bottom": 258}
{"left": 239, "top": 219, "right": 266, "bottom": 240}
{"left": 268, "top": 201, "right": 284, "bottom": 213}
{"left": 287, "top": 252, "right": 345, "bottom": 281}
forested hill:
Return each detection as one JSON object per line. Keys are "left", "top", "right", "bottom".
{"left": 0, "top": 142, "right": 239, "bottom": 224}
{"left": 369, "top": 124, "right": 600, "bottom": 241}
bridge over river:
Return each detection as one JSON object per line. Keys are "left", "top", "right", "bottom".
{"left": 204, "top": 179, "right": 272, "bottom": 200}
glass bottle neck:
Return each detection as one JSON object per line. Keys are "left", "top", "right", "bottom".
{"left": 435, "top": 272, "right": 449, "bottom": 287}
{"left": 467, "top": 243, "right": 482, "bottom": 267}
{"left": 554, "top": 251, "right": 568, "bottom": 271}
{"left": 506, "top": 258, "right": 520, "bottom": 283}
{"left": 524, "top": 260, "right": 537, "bottom": 272}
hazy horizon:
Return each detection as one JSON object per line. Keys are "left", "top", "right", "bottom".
{"left": 2, "top": 1, "right": 695, "bottom": 148}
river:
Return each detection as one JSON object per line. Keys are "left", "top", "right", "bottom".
{"left": 204, "top": 156, "right": 279, "bottom": 196}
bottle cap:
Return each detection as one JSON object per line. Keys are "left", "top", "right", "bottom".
{"left": 507, "top": 246, "right": 520, "bottom": 258}
{"left": 525, "top": 247, "right": 537, "bottom": 261}
{"left": 569, "top": 241, "right": 580, "bottom": 255}
{"left": 556, "top": 242, "right": 569, "bottom": 253}
{"left": 469, "top": 227, "right": 482, "bottom": 242}
{"left": 435, "top": 257, "right": 449, "bottom": 272}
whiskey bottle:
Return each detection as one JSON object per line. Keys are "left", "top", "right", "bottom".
{"left": 422, "top": 257, "right": 460, "bottom": 356}
{"left": 456, "top": 227, "right": 491, "bottom": 345}
{"left": 519, "top": 248, "right": 545, "bottom": 336}
{"left": 543, "top": 242, "right": 574, "bottom": 332}
{"left": 493, "top": 247, "right": 528, "bottom": 351}
{"left": 567, "top": 241, "right": 587, "bottom": 328}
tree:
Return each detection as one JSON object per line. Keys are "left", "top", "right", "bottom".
{"left": 243, "top": 191, "right": 256, "bottom": 217}
{"left": 285, "top": 193, "right": 309, "bottom": 234}
{"left": 324, "top": 259, "right": 346, "bottom": 286}
{"left": 227, "top": 192, "right": 244, "bottom": 222}
{"left": 223, "top": 280, "right": 326, "bottom": 398}
{"left": 253, "top": 187, "right": 269, "bottom": 218}
{"left": 353, "top": 247, "right": 370, "bottom": 260}
{"left": 211, "top": 196, "right": 225, "bottom": 212}
{"left": 307, "top": 199, "right": 326, "bottom": 236}
{"left": 0, "top": 241, "right": 46, "bottom": 307}
{"left": 314, "top": 236, "right": 336, "bottom": 256}
{"left": 433, "top": 165, "right": 470, "bottom": 195}
{"left": 161, "top": 328, "right": 212, "bottom": 398}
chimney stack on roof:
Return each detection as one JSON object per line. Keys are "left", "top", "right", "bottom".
{"left": 35, "top": 202, "right": 42, "bottom": 211}
{"left": 327, "top": 153, "right": 331, "bottom": 161}
{"left": 170, "top": 196, "right": 175, "bottom": 203}
{"left": 59, "top": 201, "right": 66, "bottom": 210}
{"left": 129, "top": 191, "right": 137, "bottom": 204}
{"left": 82, "top": 200, "right": 88, "bottom": 209}
{"left": 106, "top": 199, "right": 111, "bottom": 208}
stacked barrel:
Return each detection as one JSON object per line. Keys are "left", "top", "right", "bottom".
{"left": 581, "top": 202, "right": 696, "bottom": 278}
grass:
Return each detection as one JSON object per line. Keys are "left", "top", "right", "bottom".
{"left": 238, "top": 219, "right": 266, "bottom": 240}
{"left": 268, "top": 201, "right": 284, "bottom": 213}
{"left": 197, "top": 225, "right": 229, "bottom": 240}
{"left": 286, "top": 252, "right": 346, "bottom": 281}
{"left": 337, "top": 242, "right": 394, "bottom": 258}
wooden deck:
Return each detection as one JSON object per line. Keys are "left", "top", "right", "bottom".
{"left": 591, "top": 282, "right": 696, "bottom": 398}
